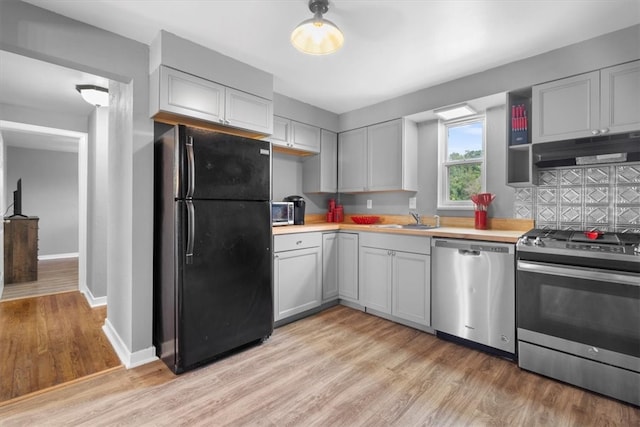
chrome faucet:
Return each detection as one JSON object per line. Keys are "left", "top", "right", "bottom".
{"left": 434, "top": 215, "right": 440, "bottom": 228}
{"left": 410, "top": 211, "right": 421, "bottom": 224}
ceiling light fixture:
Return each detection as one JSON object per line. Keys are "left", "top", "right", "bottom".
{"left": 291, "top": 0, "right": 344, "bottom": 55}
{"left": 75, "top": 84, "right": 109, "bottom": 107}
{"left": 434, "top": 103, "right": 477, "bottom": 121}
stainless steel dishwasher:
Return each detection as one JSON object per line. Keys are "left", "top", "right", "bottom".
{"left": 431, "top": 238, "right": 516, "bottom": 356}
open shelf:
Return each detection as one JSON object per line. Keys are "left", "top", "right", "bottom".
{"left": 506, "top": 88, "right": 536, "bottom": 186}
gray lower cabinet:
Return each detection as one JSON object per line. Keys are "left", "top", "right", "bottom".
{"left": 360, "top": 246, "right": 393, "bottom": 313}
{"left": 322, "top": 233, "right": 339, "bottom": 302}
{"left": 359, "top": 233, "right": 430, "bottom": 327}
{"left": 392, "top": 250, "right": 431, "bottom": 326}
{"left": 337, "top": 233, "right": 359, "bottom": 302}
{"left": 323, "top": 232, "right": 359, "bottom": 303}
{"left": 273, "top": 233, "right": 322, "bottom": 322}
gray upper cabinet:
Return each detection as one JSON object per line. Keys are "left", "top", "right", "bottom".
{"left": 270, "top": 116, "right": 291, "bottom": 145}
{"left": 270, "top": 116, "right": 321, "bottom": 154}
{"left": 338, "top": 118, "right": 418, "bottom": 193}
{"left": 338, "top": 127, "right": 368, "bottom": 192}
{"left": 303, "top": 129, "right": 338, "bottom": 193}
{"left": 532, "top": 71, "right": 599, "bottom": 143}
{"left": 224, "top": 87, "right": 274, "bottom": 135}
{"left": 532, "top": 60, "right": 640, "bottom": 143}
{"left": 600, "top": 61, "right": 640, "bottom": 134}
{"left": 151, "top": 65, "right": 273, "bottom": 135}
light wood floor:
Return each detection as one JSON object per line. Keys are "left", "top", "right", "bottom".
{"left": 1, "top": 305, "right": 638, "bottom": 425}
{"left": 0, "top": 291, "right": 121, "bottom": 402}
{"left": 1, "top": 258, "right": 78, "bottom": 301}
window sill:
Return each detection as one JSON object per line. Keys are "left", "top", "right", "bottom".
{"left": 436, "top": 203, "right": 475, "bottom": 211}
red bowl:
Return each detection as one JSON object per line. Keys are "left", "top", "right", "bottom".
{"left": 351, "top": 215, "right": 380, "bottom": 224}
{"left": 584, "top": 230, "right": 603, "bottom": 240}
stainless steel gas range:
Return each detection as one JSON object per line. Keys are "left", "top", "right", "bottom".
{"left": 516, "top": 228, "right": 640, "bottom": 406}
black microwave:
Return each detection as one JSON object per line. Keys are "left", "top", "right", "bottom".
{"left": 272, "top": 202, "right": 294, "bottom": 226}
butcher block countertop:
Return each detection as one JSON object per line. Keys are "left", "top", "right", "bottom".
{"left": 273, "top": 214, "right": 533, "bottom": 244}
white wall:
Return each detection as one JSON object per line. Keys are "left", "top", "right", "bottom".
{"left": 6, "top": 146, "right": 79, "bottom": 256}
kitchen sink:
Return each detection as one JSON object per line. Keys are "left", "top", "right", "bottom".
{"left": 401, "top": 224, "right": 438, "bottom": 230}
{"left": 374, "top": 224, "right": 438, "bottom": 230}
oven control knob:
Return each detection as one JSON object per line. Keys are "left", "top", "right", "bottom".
{"left": 519, "top": 236, "right": 529, "bottom": 246}
{"left": 634, "top": 245, "right": 640, "bottom": 256}
{"left": 533, "top": 237, "right": 544, "bottom": 247}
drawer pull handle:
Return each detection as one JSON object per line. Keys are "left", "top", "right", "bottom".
{"left": 296, "top": 240, "right": 302, "bottom": 245}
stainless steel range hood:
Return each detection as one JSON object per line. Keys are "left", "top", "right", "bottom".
{"left": 532, "top": 132, "right": 640, "bottom": 168}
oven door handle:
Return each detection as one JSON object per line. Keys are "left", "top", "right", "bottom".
{"left": 517, "top": 260, "right": 640, "bottom": 287}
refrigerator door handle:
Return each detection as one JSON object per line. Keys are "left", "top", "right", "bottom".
{"left": 186, "top": 136, "right": 195, "bottom": 198}
{"left": 186, "top": 200, "right": 195, "bottom": 264}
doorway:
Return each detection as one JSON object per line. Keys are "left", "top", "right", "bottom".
{"left": 1, "top": 121, "right": 88, "bottom": 301}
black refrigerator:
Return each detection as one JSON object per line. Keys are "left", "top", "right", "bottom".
{"left": 154, "top": 124, "right": 273, "bottom": 374}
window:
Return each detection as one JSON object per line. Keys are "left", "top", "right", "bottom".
{"left": 438, "top": 116, "right": 485, "bottom": 209}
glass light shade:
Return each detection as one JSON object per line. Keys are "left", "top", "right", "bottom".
{"left": 434, "top": 104, "right": 476, "bottom": 120}
{"left": 291, "top": 17, "right": 344, "bottom": 55}
{"left": 76, "top": 85, "right": 109, "bottom": 107}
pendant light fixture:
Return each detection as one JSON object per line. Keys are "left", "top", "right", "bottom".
{"left": 75, "top": 84, "right": 109, "bottom": 107}
{"left": 291, "top": 0, "right": 344, "bottom": 55}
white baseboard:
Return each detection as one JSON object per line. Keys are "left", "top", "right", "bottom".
{"left": 38, "top": 252, "right": 79, "bottom": 260}
{"left": 102, "top": 318, "right": 157, "bottom": 369}
{"left": 81, "top": 287, "right": 107, "bottom": 307}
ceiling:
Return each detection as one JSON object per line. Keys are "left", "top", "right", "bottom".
{"left": 9, "top": 0, "right": 638, "bottom": 117}
{"left": 0, "top": 50, "right": 108, "bottom": 152}
{"left": 2, "top": 127, "right": 81, "bottom": 153}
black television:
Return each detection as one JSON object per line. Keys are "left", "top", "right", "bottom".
{"left": 10, "top": 178, "right": 26, "bottom": 218}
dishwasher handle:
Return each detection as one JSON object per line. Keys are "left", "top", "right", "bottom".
{"left": 459, "top": 249, "right": 481, "bottom": 256}
{"left": 433, "top": 238, "right": 514, "bottom": 254}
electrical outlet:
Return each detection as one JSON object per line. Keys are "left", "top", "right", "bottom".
{"left": 367, "top": 199, "right": 372, "bottom": 209}
{"left": 409, "top": 197, "right": 417, "bottom": 209}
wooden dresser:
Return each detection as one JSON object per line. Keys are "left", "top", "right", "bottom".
{"left": 3, "top": 217, "right": 39, "bottom": 284}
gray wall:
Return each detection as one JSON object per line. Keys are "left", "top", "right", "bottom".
{"left": 6, "top": 146, "right": 79, "bottom": 256}
{"left": 273, "top": 93, "right": 339, "bottom": 132}
{"left": 86, "top": 107, "right": 108, "bottom": 298}
{"left": 2, "top": 0, "right": 638, "bottom": 366}
{"left": 1, "top": 0, "right": 153, "bottom": 360}
{"left": 0, "top": 103, "right": 88, "bottom": 134}
{"left": 301, "top": 25, "right": 639, "bottom": 220}
{"left": 272, "top": 152, "right": 303, "bottom": 202}
{"left": 272, "top": 93, "right": 340, "bottom": 214}
{"left": 338, "top": 106, "right": 513, "bottom": 219}
{"left": 339, "top": 25, "right": 640, "bottom": 131}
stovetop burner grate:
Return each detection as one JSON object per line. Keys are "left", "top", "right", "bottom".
{"left": 523, "top": 228, "right": 640, "bottom": 246}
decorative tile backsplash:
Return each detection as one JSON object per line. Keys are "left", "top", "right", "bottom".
{"left": 514, "top": 162, "right": 640, "bottom": 232}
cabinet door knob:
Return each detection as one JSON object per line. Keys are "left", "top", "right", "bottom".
{"left": 296, "top": 240, "right": 302, "bottom": 245}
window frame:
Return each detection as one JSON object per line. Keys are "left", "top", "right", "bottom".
{"left": 437, "top": 115, "right": 486, "bottom": 210}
